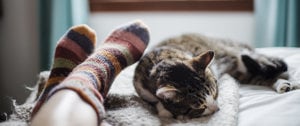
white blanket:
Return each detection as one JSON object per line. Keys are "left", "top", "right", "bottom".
{"left": 104, "top": 65, "right": 239, "bottom": 126}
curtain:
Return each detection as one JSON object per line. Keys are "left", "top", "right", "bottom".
{"left": 39, "top": 0, "right": 89, "bottom": 70}
{"left": 255, "top": 0, "right": 300, "bottom": 47}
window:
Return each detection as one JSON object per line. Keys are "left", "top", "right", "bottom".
{"left": 89, "top": 0, "right": 253, "bottom": 12}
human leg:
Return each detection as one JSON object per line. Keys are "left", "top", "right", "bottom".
{"left": 31, "top": 20, "right": 149, "bottom": 125}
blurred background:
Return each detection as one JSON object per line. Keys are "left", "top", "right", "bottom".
{"left": 0, "top": 0, "right": 299, "bottom": 121}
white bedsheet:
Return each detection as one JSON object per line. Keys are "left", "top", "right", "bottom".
{"left": 238, "top": 48, "right": 300, "bottom": 126}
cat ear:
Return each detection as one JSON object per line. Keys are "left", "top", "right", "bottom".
{"left": 156, "top": 85, "right": 178, "bottom": 100}
{"left": 189, "top": 50, "right": 215, "bottom": 71}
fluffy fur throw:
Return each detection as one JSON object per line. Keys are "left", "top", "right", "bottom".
{"left": 1, "top": 64, "right": 239, "bottom": 126}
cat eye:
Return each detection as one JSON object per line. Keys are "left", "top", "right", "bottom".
{"left": 188, "top": 89, "right": 194, "bottom": 93}
{"left": 191, "top": 102, "right": 206, "bottom": 109}
{"left": 175, "top": 95, "right": 185, "bottom": 102}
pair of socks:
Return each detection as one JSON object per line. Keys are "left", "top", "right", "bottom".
{"left": 32, "top": 21, "right": 149, "bottom": 124}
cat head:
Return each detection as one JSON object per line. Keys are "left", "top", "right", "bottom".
{"left": 150, "top": 50, "right": 219, "bottom": 118}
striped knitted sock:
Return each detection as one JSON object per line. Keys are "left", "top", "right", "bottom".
{"left": 44, "top": 20, "right": 149, "bottom": 124}
{"left": 32, "top": 24, "right": 97, "bottom": 117}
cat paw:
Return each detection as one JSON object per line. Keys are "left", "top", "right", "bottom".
{"left": 156, "top": 102, "right": 173, "bottom": 118}
{"left": 274, "top": 79, "right": 292, "bottom": 93}
{"left": 278, "top": 83, "right": 291, "bottom": 93}
{"left": 176, "top": 115, "right": 189, "bottom": 121}
{"left": 158, "top": 109, "right": 173, "bottom": 118}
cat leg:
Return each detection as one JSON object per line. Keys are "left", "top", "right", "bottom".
{"left": 272, "top": 78, "right": 300, "bottom": 93}
{"left": 134, "top": 80, "right": 159, "bottom": 103}
{"left": 134, "top": 80, "right": 174, "bottom": 117}
{"left": 156, "top": 102, "right": 173, "bottom": 118}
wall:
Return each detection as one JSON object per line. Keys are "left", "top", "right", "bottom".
{"left": 0, "top": 0, "right": 39, "bottom": 116}
{"left": 89, "top": 11, "right": 254, "bottom": 49}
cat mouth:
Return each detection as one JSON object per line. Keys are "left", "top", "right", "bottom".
{"left": 175, "top": 113, "right": 209, "bottom": 120}
{"left": 180, "top": 108, "right": 204, "bottom": 119}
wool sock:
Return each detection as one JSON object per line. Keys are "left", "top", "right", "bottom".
{"left": 32, "top": 20, "right": 150, "bottom": 124}
{"left": 32, "top": 24, "right": 97, "bottom": 117}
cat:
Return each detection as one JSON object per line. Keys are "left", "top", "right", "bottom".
{"left": 133, "top": 33, "right": 296, "bottom": 119}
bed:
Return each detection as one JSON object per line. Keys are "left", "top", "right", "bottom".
{"left": 1, "top": 47, "right": 300, "bottom": 126}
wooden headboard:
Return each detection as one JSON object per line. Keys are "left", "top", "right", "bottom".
{"left": 89, "top": 0, "right": 253, "bottom": 12}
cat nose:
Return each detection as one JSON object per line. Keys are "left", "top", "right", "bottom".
{"left": 208, "top": 103, "right": 219, "bottom": 112}
{"left": 205, "top": 95, "right": 219, "bottom": 112}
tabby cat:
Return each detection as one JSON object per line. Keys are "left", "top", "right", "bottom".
{"left": 133, "top": 34, "right": 296, "bottom": 119}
